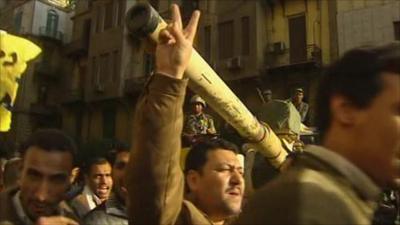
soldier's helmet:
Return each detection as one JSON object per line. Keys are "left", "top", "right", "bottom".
{"left": 190, "top": 95, "right": 206, "bottom": 107}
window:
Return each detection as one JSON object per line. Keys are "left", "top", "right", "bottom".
{"left": 289, "top": 15, "right": 307, "bottom": 63}
{"left": 241, "top": 16, "right": 250, "bottom": 55}
{"left": 204, "top": 26, "right": 211, "bottom": 62}
{"left": 92, "top": 57, "right": 99, "bottom": 84}
{"left": 218, "top": 20, "right": 234, "bottom": 59}
{"left": 102, "top": 107, "right": 116, "bottom": 139}
{"left": 115, "top": 0, "right": 121, "bottom": 26}
{"left": 394, "top": 21, "right": 400, "bottom": 40}
{"left": 46, "top": 10, "right": 59, "bottom": 36}
{"left": 100, "top": 53, "right": 110, "bottom": 83}
{"left": 95, "top": 6, "right": 102, "bottom": 33}
{"left": 14, "top": 11, "right": 23, "bottom": 33}
{"left": 112, "top": 51, "right": 119, "bottom": 82}
{"left": 104, "top": 1, "right": 113, "bottom": 29}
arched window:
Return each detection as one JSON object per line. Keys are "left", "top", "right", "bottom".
{"left": 46, "top": 9, "right": 59, "bottom": 36}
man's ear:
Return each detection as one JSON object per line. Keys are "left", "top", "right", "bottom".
{"left": 330, "top": 95, "right": 362, "bottom": 126}
{"left": 186, "top": 170, "right": 200, "bottom": 192}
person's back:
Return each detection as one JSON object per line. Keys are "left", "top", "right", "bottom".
{"left": 236, "top": 146, "right": 378, "bottom": 224}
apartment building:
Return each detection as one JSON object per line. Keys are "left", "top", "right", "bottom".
{"left": 62, "top": 0, "right": 150, "bottom": 144}
{"left": 336, "top": 0, "right": 400, "bottom": 54}
{"left": 0, "top": 0, "right": 73, "bottom": 146}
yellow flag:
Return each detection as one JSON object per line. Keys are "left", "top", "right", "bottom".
{"left": 0, "top": 30, "right": 41, "bottom": 132}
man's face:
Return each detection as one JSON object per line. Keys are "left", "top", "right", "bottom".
{"left": 264, "top": 93, "right": 272, "bottom": 102}
{"left": 19, "top": 146, "right": 73, "bottom": 221}
{"left": 86, "top": 162, "right": 113, "bottom": 201}
{"left": 193, "top": 103, "right": 204, "bottom": 114}
{"left": 353, "top": 72, "right": 400, "bottom": 186}
{"left": 188, "top": 149, "right": 244, "bottom": 221}
{"left": 293, "top": 91, "right": 304, "bottom": 103}
{"left": 112, "top": 151, "right": 130, "bottom": 201}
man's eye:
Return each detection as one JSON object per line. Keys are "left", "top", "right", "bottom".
{"left": 216, "top": 168, "right": 230, "bottom": 172}
{"left": 27, "top": 171, "right": 41, "bottom": 181}
{"left": 51, "top": 175, "right": 67, "bottom": 184}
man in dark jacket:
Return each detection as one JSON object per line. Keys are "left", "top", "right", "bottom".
{"left": 84, "top": 144, "right": 130, "bottom": 225}
{"left": 0, "top": 129, "right": 79, "bottom": 225}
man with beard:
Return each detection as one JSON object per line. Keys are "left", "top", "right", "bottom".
{"left": 69, "top": 157, "right": 112, "bottom": 219}
{"left": 0, "top": 129, "right": 79, "bottom": 225}
{"left": 126, "top": 4, "right": 244, "bottom": 225}
{"left": 236, "top": 42, "right": 400, "bottom": 225}
{"left": 84, "top": 144, "right": 130, "bottom": 225}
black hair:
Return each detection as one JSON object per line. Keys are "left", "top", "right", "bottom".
{"left": 184, "top": 137, "right": 239, "bottom": 174}
{"left": 83, "top": 157, "right": 111, "bottom": 175}
{"left": 107, "top": 140, "right": 130, "bottom": 165}
{"left": 316, "top": 42, "right": 400, "bottom": 139}
{"left": 19, "top": 129, "right": 77, "bottom": 163}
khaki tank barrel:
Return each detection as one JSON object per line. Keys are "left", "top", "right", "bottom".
{"left": 125, "top": 3, "right": 288, "bottom": 168}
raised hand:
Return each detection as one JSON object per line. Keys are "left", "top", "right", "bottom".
{"left": 155, "top": 4, "right": 200, "bottom": 79}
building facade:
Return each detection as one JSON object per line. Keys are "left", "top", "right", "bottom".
{"left": 62, "top": 0, "right": 150, "bottom": 145}
{"left": 155, "top": 0, "right": 337, "bottom": 124}
{"left": 336, "top": 0, "right": 400, "bottom": 54}
{"left": 0, "top": 0, "right": 73, "bottom": 147}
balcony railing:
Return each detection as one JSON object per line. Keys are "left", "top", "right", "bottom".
{"left": 39, "top": 26, "right": 64, "bottom": 42}
{"left": 34, "top": 61, "right": 62, "bottom": 80}
{"left": 65, "top": 37, "right": 89, "bottom": 56}
{"left": 265, "top": 43, "right": 322, "bottom": 70}
{"left": 63, "top": 89, "right": 84, "bottom": 103}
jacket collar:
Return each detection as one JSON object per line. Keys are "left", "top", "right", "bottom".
{"left": 303, "top": 145, "right": 381, "bottom": 202}
{"left": 104, "top": 193, "right": 127, "bottom": 219}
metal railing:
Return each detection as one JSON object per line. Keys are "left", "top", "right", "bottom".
{"left": 39, "top": 26, "right": 64, "bottom": 41}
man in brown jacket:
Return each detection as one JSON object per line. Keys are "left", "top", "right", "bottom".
{"left": 126, "top": 4, "right": 244, "bottom": 225}
{"left": 236, "top": 43, "right": 400, "bottom": 224}
{"left": 0, "top": 129, "right": 79, "bottom": 225}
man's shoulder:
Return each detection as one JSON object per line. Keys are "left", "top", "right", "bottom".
{"left": 0, "top": 188, "right": 18, "bottom": 221}
{"left": 69, "top": 193, "right": 88, "bottom": 208}
{"left": 237, "top": 166, "right": 371, "bottom": 224}
{"left": 84, "top": 203, "right": 127, "bottom": 225}
{"left": 68, "top": 193, "right": 91, "bottom": 218}
{"left": 181, "top": 200, "right": 213, "bottom": 225}
{"left": 301, "top": 101, "right": 309, "bottom": 108}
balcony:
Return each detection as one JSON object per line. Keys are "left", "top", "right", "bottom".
{"left": 62, "top": 89, "right": 84, "bottom": 104}
{"left": 34, "top": 61, "right": 62, "bottom": 80}
{"left": 266, "top": 44, "right": 322, "bottom": 73}
{"left": 65, "top": 37, "right": 89, "bottom": 57}
{"left": 30, "top": 102, "right": 57, "bottom": 116}
{"left": 38, "top": 26, "right": 64, "bottom": 42}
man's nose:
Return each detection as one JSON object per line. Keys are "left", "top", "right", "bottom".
{"left": 99, "top": 175, "right": 109, "bottom": 184}
{"left": 230, "top": 170, "right": 243, "bottom": 185}
{"left": 34, "top": 181, "right": 50, "bottom": 202}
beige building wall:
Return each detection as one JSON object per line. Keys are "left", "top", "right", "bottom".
{"left": 336, "top": 0, "right": 400, "bottom": 55}
{"left": 265, "top": 0, "right": 334, "bottom": 67}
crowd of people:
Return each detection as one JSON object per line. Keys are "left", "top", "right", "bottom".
{"left": 0, "top": 4, "right": 399, "bottom": 225}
